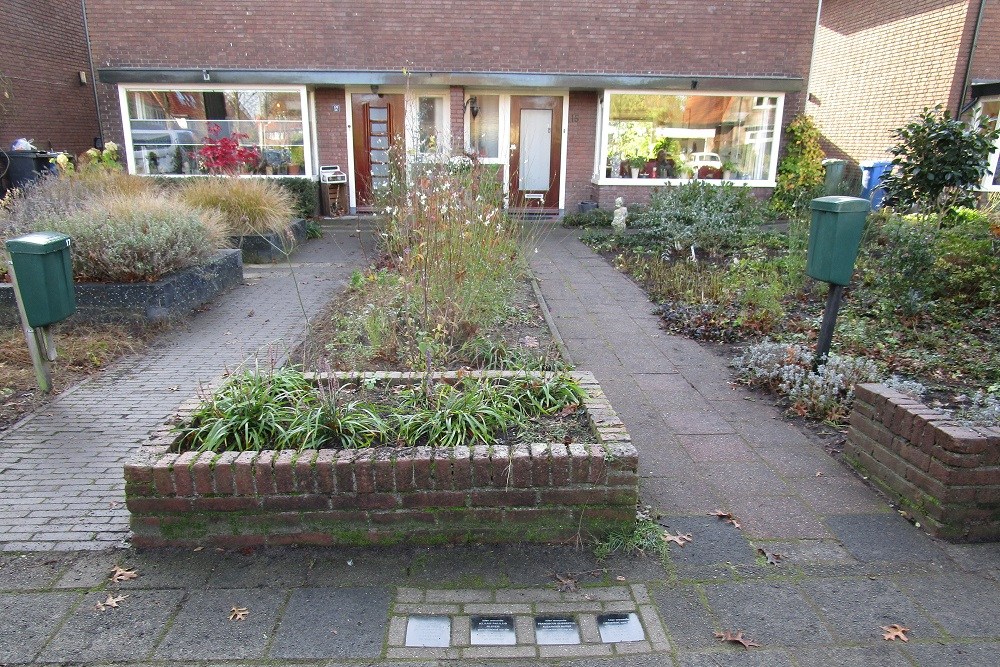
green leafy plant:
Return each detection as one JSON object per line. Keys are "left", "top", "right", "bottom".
{"left": 771, "top": 115, "right": 825, "bottom": 214}
{"left": 562, "top": 208, "right": 614, "bottom": 228}
{"left": 882, "top": 104, "right": 1000, "bottom": 219}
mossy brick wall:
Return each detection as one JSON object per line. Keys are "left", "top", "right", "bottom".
{"left": 125, "top": 372, "right": 638, "bottom": 548}
{"left": 845, "top": 383, "right": 1000, "bottom": 542}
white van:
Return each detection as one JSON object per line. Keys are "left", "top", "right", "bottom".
{"left": 131, "top": 129, "right": 198, "bottom": 174}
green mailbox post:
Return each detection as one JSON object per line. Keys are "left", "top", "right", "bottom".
{"left": 4, "top": 232, "right": 76, "bottom": 392}
{"left": 806, "top": 196, "right": 870, "bottom": 369}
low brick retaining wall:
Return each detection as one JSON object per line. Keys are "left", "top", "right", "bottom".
{"left": 1, "top": 249, "right": 243, "bottom": 325}
{"left": 845, "top": 383, "right": 1000, "bottom": 542}
{"left": 125, "top": 371, "right": 638, "bottom": 548}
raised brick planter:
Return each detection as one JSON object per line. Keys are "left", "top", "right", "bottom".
{"left": 845, "top": 383, "right": 1000, "bottom": 542}
{"left": 125, "top": 371, "right": 638, "bottom": 548}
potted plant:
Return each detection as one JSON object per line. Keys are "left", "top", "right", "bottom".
{"left": 628, "top": 155, "right": 646, "bottom": 179}
{"left": 288, "top": 145, "right": 304, "bottom": 175}
{"left": 722, "top": 160, "right": 738, "bottom": 180}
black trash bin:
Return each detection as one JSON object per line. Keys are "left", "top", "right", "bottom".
{"left": 2, "top": 150, "right": 57, "bottom": 190}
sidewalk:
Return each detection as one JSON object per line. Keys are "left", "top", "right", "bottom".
{"left": 0, "top": 224, "right": 367, "bottom": 551}
{"left": 0, "top": 222, "right": 997, "bottom": 666}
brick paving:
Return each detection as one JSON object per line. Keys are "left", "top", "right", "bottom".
{"left": 0, "top": 224, "right": 368, "bottom": 551}
{"left": 0, "top": 221, "right": 998, "bottom": 666}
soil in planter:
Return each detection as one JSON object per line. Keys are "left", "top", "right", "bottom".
{"left": 0, "top": 322, "right": 153, "bottom": 432}
{"left": 293, "top": 276, "right": 564, "bottom": 372}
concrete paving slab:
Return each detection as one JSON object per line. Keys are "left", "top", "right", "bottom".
{"left": 725, "top": 495, "right": 833, "bottom": 540}
{"left": 0, "top": 591, "right": 80, "bottom": 663}
{"left": 153, "top": 588, "right": 286, "bottom": 660}
{"left": 799, "top": 578, "right": 940, "bottom": 642}
{"left": 205, "top": 548, "right": 312, "bottom": 589}
{"left": 703, "top": 580, "right": 834, "bottom": 647}
{"left": 824, "top": 514, "right": 946, "bottom": 563}
{"left": 0, "top": 553, "right": 72, "bottom": 591}
{"left": 657, "top": 516, "right": 758, "bottom": 567}
{"left": 676, "top": 648, "right": 796, "bottom": 666}
{"left": 896, "top": 573, "right": 1000, "bottom": 638}
{"left": 39, "top": 589, "right": 183, "bottom": 663}
{"left": 270, "top": 587, "right": 390, "bottom": 659}
{"left": 650, "top": 583, "right": 718, "bottom": 650}
{"left": 640, "top": 475, "right": 725, "bottom": 514}
{"left": 903, "top": 641, "right": 1000, "bottom": 667}
{"left": 792, "top": 645, "right": 913, "bottom": 667}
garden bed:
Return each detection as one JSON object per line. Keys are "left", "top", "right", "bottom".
{"left": 125, "top": 371, "right": 637, "bottom": 548}
{"left": 846, "top": 383, "right": 1000, "bottom": 542}
{"left": 230, "top": 217, "right": 307, "bottom": 264}
{"left": 0, "top": 249, "right": 243, "bottom": 325}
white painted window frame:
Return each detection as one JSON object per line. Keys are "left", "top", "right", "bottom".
{"left": 593, "top": 89, "right": 785, "bottom": 188}
{"left": 117, "top": 83, "right": 313, "bottom": 178}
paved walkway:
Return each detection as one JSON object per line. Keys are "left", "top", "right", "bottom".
{"left": 0, "top": 224, "right": 367, "bottom": 551}
{"left": 0, "top": 222, "right": 998, "bottom": 666}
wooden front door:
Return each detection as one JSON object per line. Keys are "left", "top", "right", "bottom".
{"left": 351, "top": 93, "right": 404, "bottom": 208}
{"left": 509, "top": 95, "right": 562, "bottom": 210}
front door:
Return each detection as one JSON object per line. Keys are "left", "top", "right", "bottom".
{"left": 351, "top": 93, "right": 404, "bottom": 208}
{"left": 509, "top": 95, "right": 562, "bottom": 210}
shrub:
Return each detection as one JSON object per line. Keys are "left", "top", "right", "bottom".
{"left": 631, "top": 180, "right": 767, "bottom": 255}
{"left": 882, "top": 104, "right": 1000, "bottom": 217}
{"left": 278, "top": 177, "right": 320, "bottom": 218}
{"left": 30, "top": 192, "right": 224, "bottom": 282}
{"left": 732, "top": 340, "right": 881, "bottom": 422}
{"left": 179, "top": 177, "right": 294, "bottom": 236}
{"left": 561, "top": 208, "right": 613, "bottom": 228}
{"left": 771, "top": 115, "right": 825, "bottom": 214}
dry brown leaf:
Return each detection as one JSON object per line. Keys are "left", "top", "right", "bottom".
{"left": 521, "top": 335, "right": 539, "bottom": 349}
{"left": 714, "top": 630, "right": 761, "bottom": 649}
{"left": 558, "top": 403, "right": 580, "bottom": 417}
{"left": 881, "top": 624, "right": 910, "bottom": 642}
{"left": 615, "top": 575, "right": 627, "bottom": 582}
{"left": 109, "top": 566, "right": 138, "bottom": 583}
{"left": 553, "top": 572, "right": 578, "bottom": 593}
{"left": 662, "top": 531, "right": 693, "bottom": 547}
{"left": 709, "top": 510, "right": 742, "bottom": 530}
{"left": 756, "top": 547, "right": 783, "bottom": 566}
{"left": 94, "top": 593, "right": 128, "bottom": 611}
{"left": 229, "top": 606, "right": 249, "bottom": 621}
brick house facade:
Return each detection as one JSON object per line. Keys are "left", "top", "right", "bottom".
{"left": 807, "top": 0, "right": 1000, "bottom": 173}
{"left": 0, "top": 0, "right": 101, "bottom": 156}
{"left": 82, "top": 0, "right": 820, "bottom": 212}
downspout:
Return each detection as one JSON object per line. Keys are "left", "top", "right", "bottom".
{"left": 804, "top": 0, "right": 824, "bottom": 110}
{"left": 80, "top": 0, "right": 104, "bottom": 146}
{"left": 958, "top": 0, "right": 987, "bottom": 115}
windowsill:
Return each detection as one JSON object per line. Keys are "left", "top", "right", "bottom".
{"left": 133, "top": 173, "right": 315, "bottom": 179}
{"left": 593, "top": 177, "right": 776, "bottom": 188}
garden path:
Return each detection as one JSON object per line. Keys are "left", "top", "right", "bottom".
{"left": 0, "top": 223, "right": 369, "bottom": 551}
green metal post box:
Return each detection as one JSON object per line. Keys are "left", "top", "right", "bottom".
{"left": 4, "top": 232, "right": 76, "bottom": 327}
{"left": 806, "top": 196, "right": 870, "bottom": 286}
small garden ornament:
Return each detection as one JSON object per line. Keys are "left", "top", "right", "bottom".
{"left": 612, "top": 197, "right": 627, "bottom": 232}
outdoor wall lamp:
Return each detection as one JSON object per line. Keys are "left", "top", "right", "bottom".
{"left": 370, "top": 84, "right": 380, "bottom": 95}
{"left": 464, "top": 96, "right": 480, "bottom": 119}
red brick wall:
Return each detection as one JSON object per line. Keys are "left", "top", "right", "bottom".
{"left": 87, "top": 0, "right": 819, "bottom": 144}
{"left": 971, "top": 0, "right": 1000, "bottom": 85}
{"left": 808, "top": 0, "right": 975, "bottom": 163}
{"left": 565, "top": 92, "right": 599, "bottom": 208}
{"left": 0, "top": 0, "right": 100, "bottom": 154}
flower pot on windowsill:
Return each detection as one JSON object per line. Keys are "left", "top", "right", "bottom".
{"left": 288, "top": 164, "right": 302, "bottom": 175}
{"left": 630, "top": 167, "right": 640, "bottom": 178}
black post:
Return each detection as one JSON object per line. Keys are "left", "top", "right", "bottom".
{"left": 813, "top": 283, "right": 845, "bottom": 371}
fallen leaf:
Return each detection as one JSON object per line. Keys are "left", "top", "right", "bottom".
{"left": 558, "top": 403, "right": 580, "bottom": 417}
{"left": 756, "top": 547, "right": 783, "bottom": 566}
{"left": 230, "top": 606, "right": 249, "bottom": 621}
{"left": 109, "top": 566, "right": 138, "bottom": 583}
{"left": 563, "top": 435, "right": 573, "bottom": 445}
{"left": 554, "top": 572, "right": 579, "bottom": 592}
{"left": 815, "top": 471, "right": 824, "bottom": 477}
{"left": 881, "top": 624, "right": 910, "bottom": 642}
{"left": 94, "top": 593, "right": 128, "bottom": 611}
{"left": 521, "top": 335, "right": 539, "bottom": 349}
{"left": 709, "top": 510, "right": 742, "bottom": 529}
{"left": 662, "top": 531, "right": 693, "bottom": 547}
{"left": 714, "top": 630, "right": 761, "bottom": 649}
{"left": 615, "top": 575, "right": 627, "bottom": 582}
{"left": 193, "top": 546, "right": 204, "bottom": 552}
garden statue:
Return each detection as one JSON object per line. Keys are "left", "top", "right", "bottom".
{"left": 612, "top": 197, "right": 627, "bottom": 231}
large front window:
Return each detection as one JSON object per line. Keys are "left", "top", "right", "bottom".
{"left": 121, "top": 87, "right": 310, "bottom": 176}
{"left": 600, "top": 91, "right": 782, "bottom": 183}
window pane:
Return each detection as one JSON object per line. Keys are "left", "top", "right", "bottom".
{"left": 125, "top": 88, "right": 307, "bottom": 175}
{"left": 605, "top": 93, "right": 779, "bottom": 181}
{"left": 418, "top": 96, "right": 445, "bottom": 154}
{"left": 982, "top": 100, "right": 1000, "bottom": 186}
{"left": 469, "top": 95, "right": 500, "bottom": 158}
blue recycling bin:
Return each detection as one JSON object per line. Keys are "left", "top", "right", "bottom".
{"left": 860, "top": 160, "right": 893, "bottom": 210}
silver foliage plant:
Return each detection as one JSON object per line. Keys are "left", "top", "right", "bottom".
{"left": 732, "top": 340, "right": 881, "bottom": 421}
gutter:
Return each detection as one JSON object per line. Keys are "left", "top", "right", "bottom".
{"left": 959, "top": 0, "right": 987, "bottom": 114}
